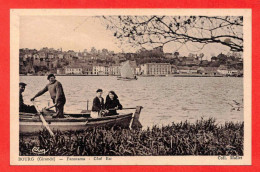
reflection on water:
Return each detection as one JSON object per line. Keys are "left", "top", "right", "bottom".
{"left": 20, "top": 76, "right": 243, "bottom": 128}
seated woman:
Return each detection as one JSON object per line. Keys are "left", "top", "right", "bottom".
{"left": 105, "top": 91, "right": 123, "bottom": 116}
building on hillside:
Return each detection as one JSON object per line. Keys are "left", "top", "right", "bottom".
{"left": 164, "top": 53, "right": 173, "bottom": 59}
{"left": 198, "top": 67, "right": 220, "bottom": 76}
{"left": 48, "top": 53, "right": 55, "bottom": 59}
{"left": 227, "top": 68, "right": 239, "bottom": 76}
{"left": 177, "top": 66, "right": 190, "bottom": 74}
{"left": 217, "top": 65, "right": 229, "bottom": 75}
{"left": 178, "top": 56, "right": 187, "bottom": 62}
{"left": 200, "top": 60, "right": 209, "bottom": 66}
{"left": 67, "top": 50, "right": 76, "bottom": 57}
{"left": 211, "top": 56, "right": 218, "bottom": 62}
{"left": 39, "top": 51, "right": 46, "bottom": 59}
{"left": 51, "top": 59, "right": 59, "bottom": 68}
{"left": 19, "top": 61, "right": 27, "bottom": 74}
{"left": 185, "top": 60, "right": 200, "bottom": 66}
{"left": 186, "top": 56, "right": 195, "bottom": 61}
{"left": 64, "top": 53, "right": 73, "bottom": 60}
{"left": 57, "top": 68, "right": 65, "bottom": 75}
{"left": 190, "top": 66, "right": 199, "bottom": 73}
{"left": 33, "top": 58, "right": 47, "bottom": 67}
{"left": 57, "top": 53, "right": 64, "bottom": 59}
{"left": 33, "top": 54, "right": 40, "bottom": 60}
{"left": 177, "top": 66, "right": 199, "bottom": 74}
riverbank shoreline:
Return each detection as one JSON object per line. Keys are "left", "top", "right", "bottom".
{"left": 20, "top": 74, "right": 243, "bottom": 77}
{"left": 19, "top": 118, "right": 244, "bottom": 156}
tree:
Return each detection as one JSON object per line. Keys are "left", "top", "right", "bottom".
{"left": 102, "top": 48, "right": 109, "bottom": 55}
{"left": 217, "top": 53, "right": 228, "bottom": 65}
{"left": 198, "top": 53, "right": 204, "bottom": 61}
{"left": 173, "top": 51, "right": 180, "bottom": 58}
{"left": 90, "top": 47, "right": 97, "bottom": 54}
{"left": 102, "top": 16, "right": 243, "bottom": 52}
{"left": 188, "top": 53, "right": 195, "bottom": 58}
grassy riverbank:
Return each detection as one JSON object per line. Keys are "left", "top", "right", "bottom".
{"left": 19, "top": 118, "right": 243, "bottom": 156}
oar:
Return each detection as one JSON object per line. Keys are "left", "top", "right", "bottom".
{"left": 44, "top": 105, "right": 56, "bottom": 110}
{"left": 32, "top": 101, "right": 54, "bottom": 137}
{"left": 121, "top": 107, "right": 136, "bottom": 110}
{"left": 107, "top": 107, "right": 136, "bottom": 110}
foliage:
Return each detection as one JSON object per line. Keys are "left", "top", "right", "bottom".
{"left": 20, "top": 118, "right": 243, "bottom": 156}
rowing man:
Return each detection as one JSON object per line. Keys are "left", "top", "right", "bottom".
{"left": 31, "top": 74, "right": 66, "bottom": 118}
{"left": 19, "top": 82, "right": 37, "bottom": 113}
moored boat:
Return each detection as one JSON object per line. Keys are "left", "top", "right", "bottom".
{"left": 19, "top": 106, "right": 143, "bottom": 134}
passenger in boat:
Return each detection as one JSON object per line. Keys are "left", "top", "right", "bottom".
{"left": 91, "top": 89, "right": 105, "bottom": 117}
{"left": 31, "top": 74, "right": 66, "bottom": 118}
{"left": 105, "top": 91, "right": 123, "bottom": 116}
{"left": 19, "top": 82, "right": 37, "bottom": 113}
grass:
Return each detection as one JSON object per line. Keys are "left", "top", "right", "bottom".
{"left": 19, "top": 118, "right": 244, "bottom": 156}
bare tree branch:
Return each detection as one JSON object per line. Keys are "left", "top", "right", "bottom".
{"left": 101, "top": 15, "right": 243, "bottom": 52}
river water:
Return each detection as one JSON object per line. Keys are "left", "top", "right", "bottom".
{"left": 20, "top": 76, "right": 243, "bottom": 128}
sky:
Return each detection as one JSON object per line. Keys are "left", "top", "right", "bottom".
{"left": 20, "top": 16, "right": 236, "bottom": 60}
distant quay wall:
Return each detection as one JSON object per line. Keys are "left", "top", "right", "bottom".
{"left": 20, "top": 74, "right": 243, "bottom": 77}
{"left": 20, "top": 74, "right": 119, "bottom": 76}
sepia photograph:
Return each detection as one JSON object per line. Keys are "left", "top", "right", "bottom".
{"left": 10, "top": 9, "right": 251, "bottom": 165}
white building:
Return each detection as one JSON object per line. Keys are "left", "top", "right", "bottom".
{"left": 140, "top": 63, "right": 171, "bottom": 76}
{"left": 217, "top": 66, "right": 229, "bottom": 75}
{"left": 217, "top": 66, "right": 238, "bottom": 76}
{"left": 57, "top": 68, "right": 65, "bottom": 75}
{"left": 33, "top": 54, "right": 40, "bottom": 60}
{"left": 177, "top": 66, "right": 190, "bottom": 74}
{"left": 177, "top": 66, "right": 198, "bottom": 74}
{"left": 57, "top": 53, "right": 64, "bottom": 59}
{"left": 109, "top": 65, "right": 121, "bottom": 75}
{"left": 136, "top": 67, "right": 141, "bottom": 75}
{"left": 64, "top": 66, "right": 83, "bottom": 74}
{"left": 227, "top": 69, "right": 239, "bottom": 76}
{"left": 92, "top": 65, "right": 109, "bottom": 75}
{"left": 48, "top": 54, "right": 55, "bottom": 59}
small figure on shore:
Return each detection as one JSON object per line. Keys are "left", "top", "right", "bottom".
{"left": 19, "top": 82, "right": 37, "bottom": 113}
{"left": 105, "top": 91, "right": 122, "bottom": 116}
{"left": 31, "top": 74, "right": 66, "bottom": 118}
{"left": 91, "top": 89, "right": 105, "bottom": 117}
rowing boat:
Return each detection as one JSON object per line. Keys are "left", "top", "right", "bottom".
{"left": 19, "top": 106, "right": 143, "bottom": 134}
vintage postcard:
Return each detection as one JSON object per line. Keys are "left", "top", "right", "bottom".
{"left": 10, "top": 9, "right": 251, "bottom": 165}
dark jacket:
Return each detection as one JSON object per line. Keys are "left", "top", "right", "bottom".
{"left": 92, "top": 97, "right": 104, "bottom": 112}
{"left": 19, "top": 92, "right": 37, "bottom": 113}
{"left": 19, "top": 92, "right": 25, "bottom": 111}
{"left": 105, "top": 96, "right": 122, "bottom": 116}
{"left": 34, "top": 80, "right": 66, "bottom": 103}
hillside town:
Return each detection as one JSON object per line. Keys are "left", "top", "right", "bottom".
{"left": 19, "top": 46, "right": 243, "bottom": 77}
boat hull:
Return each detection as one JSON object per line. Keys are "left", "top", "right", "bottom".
{"left": 19, "top": 106, "right": 143, "bottom": 134}
{"left": 20, "top": 113, "right": 134, "bottom": 134}
{"left": 117, "top": 77, "right": 138, "bottom": 81}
